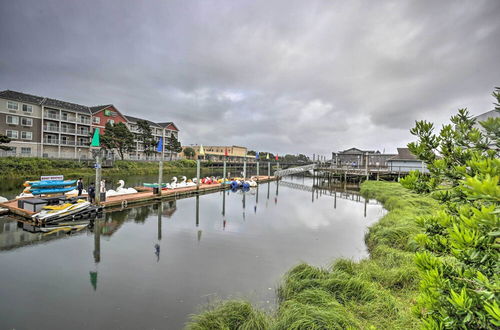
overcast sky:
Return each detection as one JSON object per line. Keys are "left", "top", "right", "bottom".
{"left": 1, "top": 0, "right": 499, "bottom": 156}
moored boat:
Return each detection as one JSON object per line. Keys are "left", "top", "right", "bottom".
{"left": 33, "top": 199, "right": 91, "bottom": 222}
{"left": 25, "top": 180, "right": 77, "bottom": 188}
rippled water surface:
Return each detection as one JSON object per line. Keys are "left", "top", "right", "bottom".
{"left": 0, "top": 177, "right": 384, "bottom": 329}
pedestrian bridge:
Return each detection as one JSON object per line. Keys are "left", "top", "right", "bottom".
{"left": 274, "top": 164, "right": 317, "bottom": 177}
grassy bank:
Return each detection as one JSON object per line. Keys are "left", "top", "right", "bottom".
{"left": 0, "top": 157, "right": 197, "bottom": 179}
{"left": 187, "top": 181, "right": 439, "bottom": 329}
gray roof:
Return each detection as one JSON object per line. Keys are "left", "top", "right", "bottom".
{"left": 0, "top": 90, "right": 45, "bottom": 105}
{"left": 157, "top": 122, "right": 179, "bottom": 131}
{"left": 89, "top": 105, "right": 113, "bottom": 114}
{"left": 388, "top": 148, "right": 419, "bottom": 161}
{"left": 474, "top": 109, "right": 500, "bottom": 122}
{"left": 0, "top": 90, "right": 91, "bottom": 114}
{"left": 339, "top": 147, "right": 377, "bottom": 154}
{"left": 124, "top": 115, "right": 161, "bottom": 127}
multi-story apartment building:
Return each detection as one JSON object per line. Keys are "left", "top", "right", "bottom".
{"left": 0, "top": 90, "right": 179, "bottom": 160}
{"left": 0, "top": 90, "right": 92, "bottom": 159}
{"left": 124, "top": 116, "right": 179, "bottom": 160}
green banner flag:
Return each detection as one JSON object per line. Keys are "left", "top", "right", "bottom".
{"left": 90, "top": 128, "right": 100, "bottom": 147}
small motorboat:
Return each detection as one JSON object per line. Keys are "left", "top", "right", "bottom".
{"left": 33, "top": 199, "right": 91, "bottom": 222}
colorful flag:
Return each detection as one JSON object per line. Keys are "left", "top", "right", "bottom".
{"left": 90, "top": 128, "right": 100, "bottom": 147}
{"left": 275, "top": 154, "right": 279, "bottom": 161}
{"left": 255, "top": 152, "right": 259, "bottom": 160}
{"left": 224, "top": 148, "right": 228, "bottom": 156}
{"left": 156, "top": 137, "right": 163, "bottom": 152}
{"left": 266, "top": 153, "right": 269, "bottom": 160}
{"left": 199, "top": 145, "right": 205, "bottom": 156}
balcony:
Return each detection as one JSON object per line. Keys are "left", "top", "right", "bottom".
{"left": 77, "top": 118, "right": 91, "bottom": 125}
{"left": 60, "top": 115, "right": 77, "bottom": 123}
{"left": 61, "top": 127, "right": 76, "bottom": 134}
{"left": 76, "top": 130, "right": 90, "bottom": 136}
{"left": 43, "top": 125, "right": 59, "bottom": 133}
{"left": 44, "top": 113, "right": 60, "bottom": 120}
{"left": 43, "top": 138, "right": 59, "bottom": 145}
{"left": 76, "top": 141, "right": 90, "bottom": 147}
{"left": 60, "top": 140, "right": 76, "bottom": 146}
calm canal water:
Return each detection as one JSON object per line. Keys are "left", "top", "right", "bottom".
{"left": 0, "top": 177, "right": 384, "bottom": 329}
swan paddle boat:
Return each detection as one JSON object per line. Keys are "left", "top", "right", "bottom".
{"left": 106, "top": 180, "right": 138, "bottom": 197}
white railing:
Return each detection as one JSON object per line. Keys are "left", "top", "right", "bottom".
{"left": 60, "top": 140, "right": 76, "bottom": 146}
{"left": 76, "top": 130, "right": 89, "bottom": 136}
{"left": 43, "top": 139, "right": 59, "bottom": 145}
{"left": 78, "top": 118, "right": 91, "bottom": 125}
{"left": 44, "top": 113, "right": 59, "bottom": 120}
{"left": 275, "top": 164, "right": 317, "bottom": 177}
{"left": 61, "top": 127, "right": 76, "bottom": 134}
{"left": 60, "top": 115, "right": 77, "bottom": 123}
{"left": 43, "top": 125, "right": 59, "bottom": 132}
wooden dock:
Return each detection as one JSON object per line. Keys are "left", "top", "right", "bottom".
{"left": 0, "top": 176, "right": 278, "bottom": 220}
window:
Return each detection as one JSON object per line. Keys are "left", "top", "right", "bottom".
{"left": 7, "top": 101, "right": 18, "bottom": 110}
{"left": 6, "top": 115, "right": 19, "bottom": 125}
{"left": 21, "top": 131, "right": 32, "bottom": 140}
{"left": 6, "top": 130, "right": 18, "bottom": 138}
{"left": 21, "top": 147, "right": 31, "bottom": 155}
{"left": 108, "top": 119, "right": 114, "bottom": 125}
{"left": 92, "top": 117, "right": 101, "bottom": 124}
{"left": 21, "top": 117, "right": 33, "bottom": 126}
{"left": 22, "top": 104, "right": 33, "bottom": 113}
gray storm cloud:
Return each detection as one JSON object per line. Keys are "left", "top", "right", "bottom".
{"left": 0, "top": 0, "right": 499, "bottom": 156}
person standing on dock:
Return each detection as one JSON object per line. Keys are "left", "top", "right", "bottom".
{"left": 77, "top": 178, "right": 84, "bottom": 196}
{"left": 88, "top": 183, "right": 96, "bottom": 203}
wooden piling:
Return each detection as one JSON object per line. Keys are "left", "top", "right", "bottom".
{"left": 157, "top": 161, "right": 163, "bottom": 196}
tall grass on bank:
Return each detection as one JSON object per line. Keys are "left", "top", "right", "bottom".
{"left": 187, "top": 181, "right": 439, "bottom": 329}
{"left": 0, "top": 157, "right": 196, "bottom": 178}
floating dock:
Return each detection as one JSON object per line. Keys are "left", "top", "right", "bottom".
{"left": 0, "top": 176, "right": 278, "bottom": 220}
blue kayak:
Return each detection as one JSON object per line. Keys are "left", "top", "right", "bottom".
{"left": 30, "top": 186, "right": 77, "bottom": 195}
{"left": 29, "top": 180, "right": 77, "bottom": 188}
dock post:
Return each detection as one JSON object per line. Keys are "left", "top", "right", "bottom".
{"left": 243, "top": 160, "right": 247, "bottom": 179}
{"left": 222, "top": 188, "right": 226, "bottom": 216}
{"left": 157, "top": 161, "right": 163, "bottom": 196}
{"left": 267, "top": 161, "right": 270, "bottom": 179}
{"left": 223, "top": 160, "right": 227, "bottom": 184}
{"left": 95, "top": 154, "right": 101, "bottom": 205}
{"left": 196, "top": 159, "right": 201, "bottom": 189}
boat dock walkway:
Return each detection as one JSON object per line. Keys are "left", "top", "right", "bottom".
{"left": 0, "top": 176, "right": 278, "bottom": 220}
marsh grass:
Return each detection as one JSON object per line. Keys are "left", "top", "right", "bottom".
{"left": 187, "top": 181, "right": 438, "bottom": 329}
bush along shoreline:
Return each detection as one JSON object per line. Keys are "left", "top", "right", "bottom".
{"left": 187, "top": 181, "right": 439, "bottom": 329}
{"left": 0, "top": 157, "right": 197, "bottom": 179}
